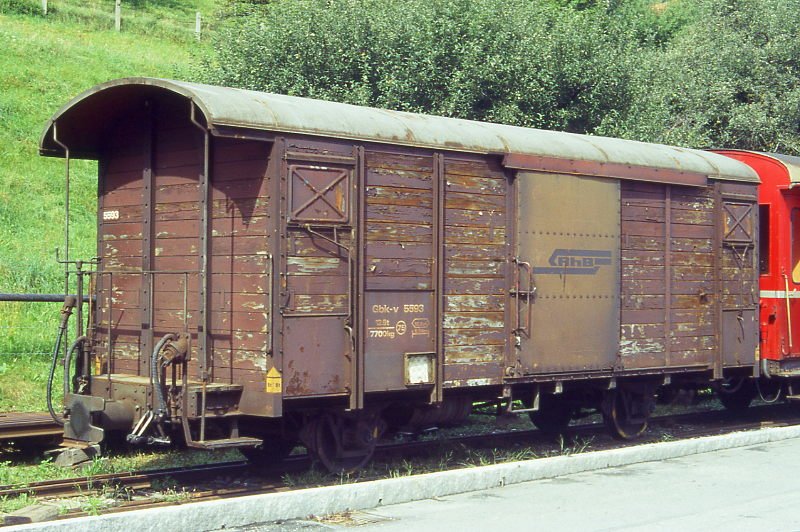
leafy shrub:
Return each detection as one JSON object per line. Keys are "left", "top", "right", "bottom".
{"left": 203, "top": 0, "right": 638, "bottom": 133}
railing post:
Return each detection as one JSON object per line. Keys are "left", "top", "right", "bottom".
{"left": 115, "top": 0, "right": 121, "bottom": 32}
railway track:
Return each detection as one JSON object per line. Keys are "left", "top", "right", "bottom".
{"left": 0, "top": 412, "right": 61, "bottom": 442}
{"left": 3, "top": 401, "right": 799, "bottom": 515}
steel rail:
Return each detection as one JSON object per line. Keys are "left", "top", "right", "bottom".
{"left": 0, "top": 461, "right": 250, "bottom": 499}
{"left": 3, "top": 402, "right": 798, "bottom": 502}
{"left": 0, "top": 412, "right": 62, "bottom": 441}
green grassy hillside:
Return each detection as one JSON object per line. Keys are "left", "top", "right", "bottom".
{"left": 0, "top": 4, "right": 206, "bottom": 410}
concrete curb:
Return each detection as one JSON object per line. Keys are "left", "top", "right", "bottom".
{"left": 11, "top": 424, "right": 800, "bottom": 532}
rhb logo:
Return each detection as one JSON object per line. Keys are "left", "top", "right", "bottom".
{"left": 533, "top": 249, "right": 612, "bottom": 275}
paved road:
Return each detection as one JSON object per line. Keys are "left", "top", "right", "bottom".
{"left": 238, "top": 438, "right": 800, "bottom": 532}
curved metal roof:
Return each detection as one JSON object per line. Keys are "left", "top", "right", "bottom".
{"left": 762, "top": 152, "right": 800, "bottom": 186}
{"left": 40, "top": 77, "right": 758, "bottom": 183}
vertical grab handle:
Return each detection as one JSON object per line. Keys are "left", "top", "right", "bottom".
{"left": 512, "top": 257, "right": 535, "bottom": 337}
{"left": 267, "top": 252, "right": 274, "bottom": 355}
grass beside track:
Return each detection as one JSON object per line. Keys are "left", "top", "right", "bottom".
{"left": 0, "top": 395, "right": 740, "bottom": 516}
{"left": 0, "top": 6, "right": 206, "bottom": 411}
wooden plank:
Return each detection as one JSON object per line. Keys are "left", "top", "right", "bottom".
{"left": 101, "top": 222, "right": 143, "bottom": 241}
{"left": 444, "top": 328, "right": 505, "bottom": 346}
{"left": 445, "top": 191, "right": 505, "bottom": 211}
{"left": 621, "top": 204, "right": 665, "bottom": 223}
{"left": 621, "top": 308, "right": 715, "bottom": 325}
{"left": 621, "top": 278, "right": 662, "bottom": 294}
{"left": 366, "top": 258, "right": 432, "bottom": 277}
{"left": 366, "top": 186, "right": 432, "bottom": 207}
{"left": 445, "top": 295, "right": 504, "bottom": 312}
{"left": 619, "top": 338, "right": 665, "bottom": 358}
{"left": 444, "top": 277, "right": 505, "bottom": 295}
{"left": 444, "top": 344, "right": 504, "bottom": 364}
{"left": 445, "top": 208, "right": 506, "bottom": 227}
{"left": 290, "top": 294, "right": 348, "bottom": 313}
{"left": 213, "top": 159, "right": 269, "bottom": 182}
{"left": 366, "top": 150, "right": 433, "bottom": 173}
{"left": 444, "top": 174, "right": 505, "bottom": 195}
{"left": 445, "top": 244, "right": 505, "bottom": 261}
{"left": 213, "top": 138, "right": 271, "bottom": 163}
{"left": 366, "top": 241, "right": 431, "bottom": 260}
{"left": 209, "top": 310, "right": 270, "bottom": 333}
{"left": 103, "top": 239, "right": 143, "bottom": 258}
{"left": 288, "top": 234, "right": 352, "bottom": 258}
{"left": 286, "top": 275, "right": 348, "bottom": 295}
{"left": 621, "top": 294, "right": 665, "bottom": 310}
{"left": 365, "top": 276, "right": 432, "bottom": 290}
{"left": 443, "top": 362, "right": 503, "bottom": 387}
{"left": 105, "top": 152, "right": 144, "bottom": 175}
{"left": 719, "top": 182, "right": 758, "bottom": 196}
{"left": 209, "top": 254, "right": 269, "bottom": 274}
{"left": 671, "top": 208, "right": 713, "bottom": 225}
{"left": 287, "top": 256, "right": 347, "bottom": 276}
{"left": 621, "top": 235, "right": 665, "bottom": 252}
{"left": 366, "top": 167, "right": 432, "bottom": 190}
{"left": 212, "top": 178, "right": 270, "bottom": 200}
{"left": 622, "top": 250, "right": 664, "bottom": 267}
{"left": 445, "top": 158, "right": 505, "bottom": 179}
{"left": 367, "top": 222, "right": 433, "bottom": 243}
{"left": 211, "top": 216, "right": 269, "bottom": 238}
{"left": 443, "top": 312, "right": 504, "bottom": 329}
{"left": 445, "top": 226, "right": 505, "bottom": 245}
{"left": 153, "top": 237, "right": 199, "bottom": 256}
{"left": 155, "top": 182, "right": 200, "bottom": 204}
{"left": 154, "top": 219, "right": 201, "bottom": 239}
{"left": 104, "top": 187, "right": 144, "bottom": 207}
{"left": 286, "top": 137, "right": 354, "bottom": 157}
{"left": 367, "top": 203, "right": 433, "bottom": 224}
{"left": 446, "top": 260, "right": 505, "bottom": 277}
{"left": 102, "top": 168, "right": 144, "bottom": 193}
{"left": 211, "top": 235, "right": 268, "bottom": 255}
{"left": 622, "top": 219, "right": 713, "bottom": 239}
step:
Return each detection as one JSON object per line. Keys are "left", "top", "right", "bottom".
{"left": 187, "top": 436, "right": 262, "bottom": 451}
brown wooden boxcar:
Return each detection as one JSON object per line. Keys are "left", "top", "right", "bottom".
{"left": 40, "top": 78, "right": 760, "bottom": 471}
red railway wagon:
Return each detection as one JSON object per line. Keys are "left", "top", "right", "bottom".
{"left": 40, "top": 79, "right": 759, "bottom": 471}
{"left": 715, "top": 151, "right": 800, "bottom": 398}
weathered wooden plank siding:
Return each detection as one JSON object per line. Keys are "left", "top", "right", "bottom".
{"left": 442, "top": 155, "right": 507, "bottom": 385}
{"left": 365, "top": 149, "right": 434, "bottom": 291}
{"left": 95, "top": 111, "right": 147, "bottom": 374}
{"left": 208, "top": 137, "right": 271, "bottom": 381}
{"left": 619, "top": 182, "right": 717, "bottom": 369}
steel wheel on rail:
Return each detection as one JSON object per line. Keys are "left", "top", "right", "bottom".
{"left": 528, "top": 394, "right": 573, "bottom": 435}
{"left": 306, "top": 413, "right": 381, "bottom": 474}
{"left": 601, "top": 388, "right": 651, "bottom": 440}
{"left": 717, "top": 377, "right": 756, "bottom": 412}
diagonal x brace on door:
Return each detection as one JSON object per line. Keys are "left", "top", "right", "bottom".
{"left": 290, "top": 166, "right": 348, "bottom": 222}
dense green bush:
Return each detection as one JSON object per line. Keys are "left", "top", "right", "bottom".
{"left": 204, "top": 0, "right": 638, "bottom": 133}
{"left": 599, "top": 0, "right": 800, "bottom": 152}
{"left": 204, "top": 0, "right": 800, "bottom": 153}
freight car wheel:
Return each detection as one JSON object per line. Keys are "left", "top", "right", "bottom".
{"left": 528, "top": 394, "right": 572, "bottom": 435}
{"left": 717, "top": 378, "right": 756, "bottom": 412}
{"left": 602, "top": 389, "right": 650, "bottom": 440}
{"left": 306, "top": 413, "right": 380, "bottom": 474}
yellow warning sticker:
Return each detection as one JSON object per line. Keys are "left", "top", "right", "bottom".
{"left": 265, "top": 367, "right": 282, "bottom": 394}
